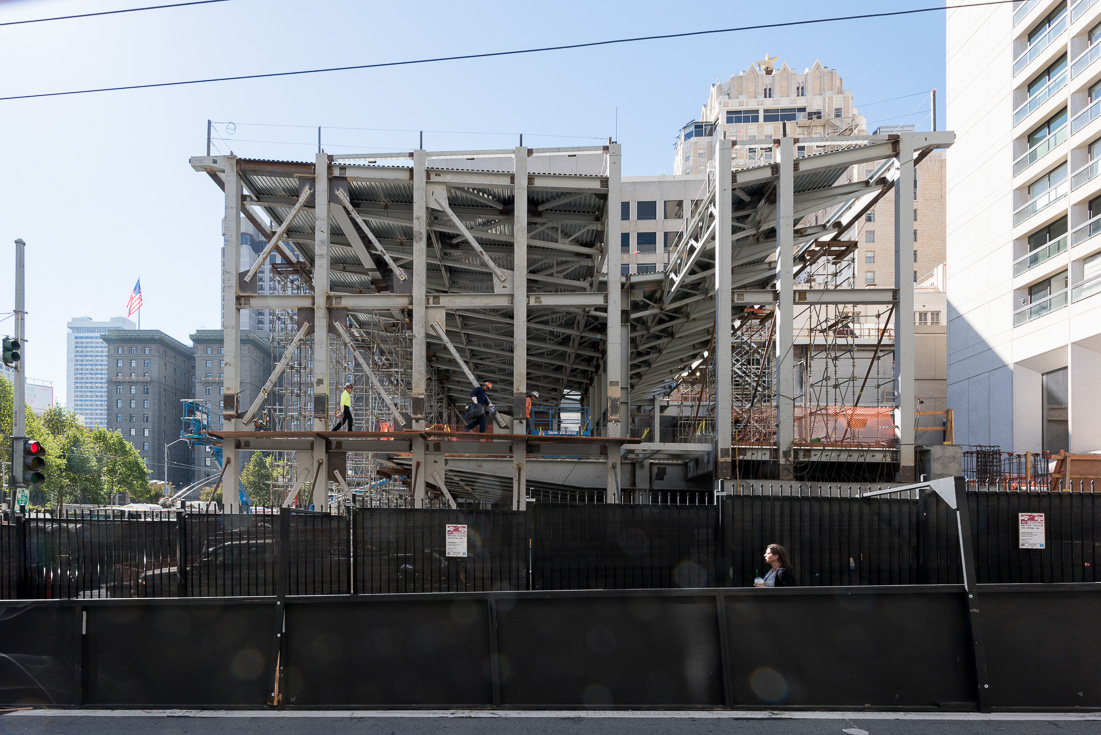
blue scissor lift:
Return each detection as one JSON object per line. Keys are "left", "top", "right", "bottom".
{"left": 181, "top": 399, "right": 251, "bottom": 511}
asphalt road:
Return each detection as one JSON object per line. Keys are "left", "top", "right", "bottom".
{"left": 2, "top": 710, "right": 1100, "bottom": 735}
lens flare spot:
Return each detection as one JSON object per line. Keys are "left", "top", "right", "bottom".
{"left": 749, "top": 666, "right": 790, "bottom": 703}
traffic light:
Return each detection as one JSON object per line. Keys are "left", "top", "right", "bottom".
{"left": 1, "top": 337, "right": 19, "bottom": 367}
{"left": 23, "top": 439, "right": 45, "bottom": 487}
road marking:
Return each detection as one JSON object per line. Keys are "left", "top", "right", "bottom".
{"left": 9, "top": 710, "right": 1101, "bottom": 720}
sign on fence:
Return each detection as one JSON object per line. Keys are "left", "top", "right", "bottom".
{"left": 446, "top": 524, "right": 468, "bottom": 558}
{"left": 1019, "top": 513, "right": 1045, "bottom": 549}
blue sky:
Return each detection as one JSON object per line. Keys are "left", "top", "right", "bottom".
{"left": 0, "top": 0, "right": 951, "bottom": 403}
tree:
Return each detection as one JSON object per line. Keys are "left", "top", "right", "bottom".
{"left": 240, "top": 452, "right": 273, "bottom": 507}
{"left": 55, "top": 430, "right": 104, "bottom": 505}
{"left": 90, "top": 428, "right": 151, "bottom": 502}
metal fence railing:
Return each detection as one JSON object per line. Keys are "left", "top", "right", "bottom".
{"left": 1, "top": 486, "right": 1098, "bottom": 599}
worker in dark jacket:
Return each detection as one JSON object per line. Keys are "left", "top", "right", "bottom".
{"left": 464, "top": 380, "right": 493, "bottom": 433}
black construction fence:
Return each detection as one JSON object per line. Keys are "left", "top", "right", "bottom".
{"left": 0, "top": 487, "right": 1098, "bottom": 600}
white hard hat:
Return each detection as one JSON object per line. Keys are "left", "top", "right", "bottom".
{"left": 530, "top": 391, "right": 539, "bottom": 398}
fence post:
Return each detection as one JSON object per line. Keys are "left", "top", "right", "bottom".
{"left": 269, "top": 507, "right": 291, "bottom": 707}
{"left": 952, "top": 476, "right": 991, "bottom": 712}
{"left": 15, "top": 513, "right": 28, "bottom": 599}
{"left": 175, "top": 510, "right": 187, "bottom": 598}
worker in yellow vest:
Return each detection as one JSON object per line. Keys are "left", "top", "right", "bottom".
{"left": 331, "top": 382, "right": 354, "bottom": 431}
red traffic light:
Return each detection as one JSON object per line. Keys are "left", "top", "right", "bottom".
{"left": 26, "top": 440, "right": 41, "bottom": 454}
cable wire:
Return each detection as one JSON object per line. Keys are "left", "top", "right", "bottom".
{"left": 2, "top": 1, "right": 1016, "bottom": 102}
{"left": 0, "top": 0, "right": 229, "bottom": 27}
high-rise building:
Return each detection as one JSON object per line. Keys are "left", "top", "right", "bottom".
{"left": 947, "top": 0, "right": 1101, "bottom": 453}
{"left": 102, "top": 331, "right": 194, "bottom": 489}
{"left": 66, "top": 316, "right": 136, "bottom": 427}
{"left": 673, "top": 58, "right": 866, "bottom": 175}
{"left": 190, "top": 329, "right": 273, "bottom": 484}
{"left": 222, "top": 218, "right": 277, "bottom": 334}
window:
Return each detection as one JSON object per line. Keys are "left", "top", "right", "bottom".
{"left": 914, "top": 229, "right": 918, "bottom": 241}
{"left": 1028, "top": 108, "right": 1068, "bottom": 152}
{"left": 117, "top": 347, "right": 122, "bottom": 354}
{"left": 143, "top": 428, "right": 149, "bottom": 437}
{"left": 144, "top": 347, "right": 149, "bottom": 354}
{"left": 636, "top": 232, "right": 657, "bottom": 253}
{"left": 143, "top": 386, "right": 149, "bottom": 394}
{"left": 621, "top": 264, "right": 630, "bottom": 275}
{"left": 116, "top": 414, "right": 122, "bottom": 422}
{"left": 131, "top": 347, "right": 136, "bottom": 354}
{"left": 621, "top": 233, "right": 630, "bottom": 252}
{"left": 621, "top": 202, "right": 630, "bottom": 220}
{"left": 866, "top": 211, "right": 875, "bottom": 222}
{"left": 795, "top": 84, "right": 805, "bottom": 96}
{"left": 116, "top": 385, "right": 123, "bottom": 394}
{"left": 865, "top": 231, "right": 875, "bottom": 243}
{"left": 725, "top": 110, "right": 760, "bottom": 124}
{"left": 130, "top": 399, "right": 136, "bottom": 409}
{"left": 637, "top": 201, "right": 657, "bottom": 220}
{"left": 637, "top": 264, "right": 657, "bottom": 274}
{"left": 834, "top": 108, "right": 843, "bottom": 118}
{"left": 762, "top": 85, "right": 773, "bottom": 99}
{"left": 865, "top": 271, "right": 876, "bottom": 284}
{"left": 865, "top": 252, "right": 875, "bottom": 264}
{"left": 664, "top": 232, "right": 679, "bottom": 248}
{"left": 143, "top": 443, "right": 150, "bottom": 451}
{"left": 144, "top": 360, "right": 149, "bottom": 368}
{"left": 762, "top": 107, "right": 805, "bottom": 122}
{"left": 129, "top": 414, "right": 135, "bottom": 423}
{"left": 205, "top": 386, "right": 212, "bottom": 396}
{"left": 144, "top": 400, "right": 149, "bottom": 408}
{"left": 914, "top": 251, "right": 919, "bottom": 263}
{"left": 144, "top": 415, "right": 149, "bottom": 423}
{"left": 796, "top": 145, "right": 806, "bottom": 158}
{"left": 206, "top": 347, "right": 212, "bottom": 354}
{"left": 116, "top": 399, "right": 122, "bottom": 408}
{"left": 116, "top": 359, "right": 122, "bottom": 367}
{"left": 129, "top": 428, "right": 135, "bottom": 437}
{"left": 1027, "top": 55, "right": 1067, "bottom": 102}
{"left": 1028, "top": 163, "right": 1068, "bottom": 201}
{"left": 206, "top": 360, "right": 212, "bottom": 368}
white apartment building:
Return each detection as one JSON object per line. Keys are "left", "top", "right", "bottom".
{"left": 673, "top": 58, "right": 866, "bottom": 175}
{"left": 947, "top": 0, "right": 1101, "bottom": 454}
{"left": 66, "top": 315, "right": 136, "bottom": 427}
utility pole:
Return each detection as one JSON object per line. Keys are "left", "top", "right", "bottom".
{"left": 9, "top": 239, "right": 27, "bottom": 512}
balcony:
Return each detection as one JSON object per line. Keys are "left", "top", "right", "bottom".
{"left": 1016, "top": 15, "right": 1068, "bottom": 77}
{"left": 1013, "top": 180, "right": 1068, "bottom": 226}
{"left": 1072, "top": 0, "right": 1099, "bottom": 23}
{"left": 1073, "top": 98, "right": 1101, "bottom": 133}
{"left": 1014, "top": 122, "right": 1068, "bottom": 176}
{"left": 1015, "top": 0, "right": 1041, "bottom": 26}
{"left": 1072, "top": 211, "right": 1101, "bottom": 246}
{"left": 1071, "top": 155, "right": 1101, "bottom": 189}
{"left": 1014, "top": 70, "right": 1068, "bottom": 126}
{"left": 1014, "top": 234, "right": 1068, "bottom": 275}
{"left": 1014, "top": 289, "right": 1069, "bottom": 325}
{"left": 1072, "top": 271, "right": 1101, "bottom": 301}
{"left": 1072, "top": 35, "right": 1101, "bottom": 78}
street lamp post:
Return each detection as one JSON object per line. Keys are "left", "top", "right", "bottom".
{"left": 163, "top": 438, "right": 188, "bottom": 498}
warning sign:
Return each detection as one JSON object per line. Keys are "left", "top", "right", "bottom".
{"left": 1019, "top": 513, "right": 1045, "bottom": 550}
{"left": 446, "top": 524, "right": 468, "bottom": 558}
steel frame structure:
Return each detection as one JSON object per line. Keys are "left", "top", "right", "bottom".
{"left": 193, "top": 132, "right": 953, "bottom": 509}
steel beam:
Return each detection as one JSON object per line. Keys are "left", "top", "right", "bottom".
{"left": 244, "top": 185, "right": 309, "bottom": 282}
{"left": 606, "top": 144, "right": 623, "bottom": 502}
{"left": 715, "top": 140, "right": 733, "bottom": 479}
{"left": 431, "top": 190, "right": 509, "bottom": 285}
{"left": 312, "top": 153, "right": 332, "bottom": 510}
{"left": 513, "top": 146, "right": 529, "bottom": 510}
{"left": 332, "top": 320, "right": 407, "bottom": 428}
{"left": 335, "top": 188, "right": 407, "bottom": 281}
{"left": 222, "top": 156, "right": 243, "bottom": 512}
{"left": 776, "top": 138, "right": 795, "bottom": 480}
{"left": 242, "top": 322, "right": 311, "bottom": 426}
{"left": 412, "top": 150, "right": 428, "bottom": 506}
{"left": 895, "top": 133, "right": 916, "bottom": 482}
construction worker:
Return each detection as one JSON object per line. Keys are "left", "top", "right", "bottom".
{"left": 464, "top": 380, "right": 492, "bottom": 433}
{"left": 525, "top": 390, "right": 539, "bottom": 433}
{"left": 331, "top": 382, "right": 354, "bottom": 431}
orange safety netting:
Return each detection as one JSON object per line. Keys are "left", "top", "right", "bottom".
{"left": 733, "top": 406, "right": 899, "bottom": 447}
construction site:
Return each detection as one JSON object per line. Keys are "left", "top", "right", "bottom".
{"left": 189, "top": 129, "right": 955, "bottom": 511}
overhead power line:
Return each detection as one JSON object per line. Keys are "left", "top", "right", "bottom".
{"left": 0, "top": 0, "right": 229, "bottom": 28}
{"left": 1, "top": 1, "right": 1015, "bottom": 102}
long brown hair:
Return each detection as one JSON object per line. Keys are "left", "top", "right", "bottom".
{"left": 768, "top": 544, "right": 793, "bottom": 571}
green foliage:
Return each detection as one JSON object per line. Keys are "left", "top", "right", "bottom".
{"left": 240, "top": 452, "right": 274, "bottom": 507}
{"left": 2, "top": 373, "right": 150, "bottom": 508}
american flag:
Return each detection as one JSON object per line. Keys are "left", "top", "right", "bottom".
{"left": 126, "top": 279, "right": 143, "bottom": 317}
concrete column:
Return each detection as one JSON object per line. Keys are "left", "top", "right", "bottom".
{"left": 312, "top": 152, "right": 331, "bottom": 510}
{"left": 222, "top": 156, "right": 242, "bottom": 512}
{"left": 776, "top": 138, "right": 795, "bottom": 480}
{"left": 412, "top": 149, "right": 428, "bottom": 506}
{"left": 715, "top": 140, "right": 734, "bottom": 479}
{"left": 653, "top": 395, "right": 662, "bottom": 443}
{"left": 605, "top": 143, "right": 623, "bottom": 501}
{"left": 513, "top": 146, "right": 529, "bottom": 510}
{"left": 894, "top": 135, "right": 916, "bottom": 482}
{"left": 1070, "top": 344, "right": 1101, "bottom": 453}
